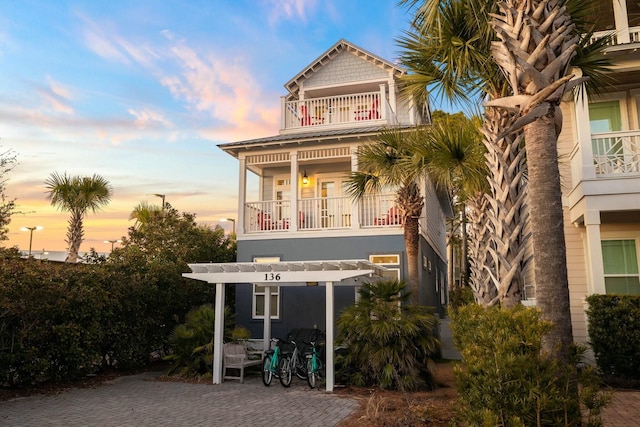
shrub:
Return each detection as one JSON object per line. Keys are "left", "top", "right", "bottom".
{"left": 585, "top": 294, "right": 640, "bottom": 383}
{"left": 0, "top": 258, "right": 215, "bottom": 387}
{"left": 450, "top": 304, "right": 610, "bottom": 426}
{"left": 336, "top": 279, "right": 440, "bottom": 391}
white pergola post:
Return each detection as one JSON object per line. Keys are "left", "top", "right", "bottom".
{"left": 212, "top": 282, "right": 226, "bottom": 384}
{"left": 262, "top": 286, "right": 272, "bottom": 351}
{"left": 325, "top": 281, "right": 334, "bottom": 392}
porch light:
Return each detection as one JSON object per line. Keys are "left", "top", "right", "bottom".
{"left": 302, "top": 170, "right": 309, "bottom": 185}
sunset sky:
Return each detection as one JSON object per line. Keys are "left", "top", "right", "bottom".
{"left": 2, "top": 1, "right": 424, "bottom": 253}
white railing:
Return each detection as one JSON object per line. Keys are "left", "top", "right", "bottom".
{"left": 243, "top": 193, "right": 401, "bottom": 234}
{"left": 283, "top": 92, "right": 383, "bottom": 130}
{"left": 590, "top": 26, "right": 640, "bottom": 46}
{"left": 592, "top": 130, "right": 640, "bottom": 175}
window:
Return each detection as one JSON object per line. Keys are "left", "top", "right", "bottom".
{"left": 370, "top": 254, "right": 401, "bottom": 280}
{"left": 602, "top": 240, "right": 640, "bottom": 295}
{"left": 252, "top": 257, "right": 280, "bottom": 319}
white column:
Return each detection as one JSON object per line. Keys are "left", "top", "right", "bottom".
{"left": 325, "top": 281, "right": 335, "bottom": 392}
{"left": 350, "top": 147, "right": 360, "bottom": 230}
{"left": 613, "top": 0, "right": 630, "bottom": 44}
{"left": 583, "top": 210, "right": 606, "bottom": 295}
{"left": 574, "top": 88, "right": 596, "bottom": 181}
{"left": 238, "top": 157, "right": 247, "bottom": 236}
{"left": 290, "top": 153, "right": 299, "bottom": 232}
{"left": 262, "top": 286, "right": 272, "bottom": 352}
{"left": 212, "top": 282, "right": 226, "bottom": 384}
{"left": 388, "top": 76, "right": 396, "bottom": 119}
{"left": 379, "top": 83, "right": 387, "bottom": 121}
{"left": 280, "top": 96, "right": 286, "bottom": 130}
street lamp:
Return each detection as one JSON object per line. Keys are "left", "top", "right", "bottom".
{"left": 104, "top": 239, "right": 122, "bottom": 252}
{"left": 20, "top": 226, "right": 43, "bottom": 257}
{"left": 220, "top": 218, "right": 236, "bottom": 235}
{"left": 153, "top": 193, "right": 166, "bottom": 209}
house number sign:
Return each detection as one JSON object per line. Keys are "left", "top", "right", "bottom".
{"left": 264, "top": 273, "right": 281, "bottom": 281}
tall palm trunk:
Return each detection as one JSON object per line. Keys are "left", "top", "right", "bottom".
{"left": 524, "top": 111, "right": 572, "bottom": 357}
{"left": 482, "top": 108, "right": 531, "bottom": 307}
{"left": 489, "top": 0, "right": 578, "bottom": 361}
{"left": 467, "top": 193, "right": 497, "bottom": 305}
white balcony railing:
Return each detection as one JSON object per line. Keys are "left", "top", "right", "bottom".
{"left": 243, "top": 193, "right": 401, "bottom": 234}
{"left": 592, "top": 131, "right": 640, "bottom": 175}
{"left": 590, "top": 26, "right": 640, "bottom": 46}
{"left": 282, "top": 92, "right": 383, "bottom": 131}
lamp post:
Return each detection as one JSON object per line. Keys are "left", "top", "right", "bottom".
{"left": 220, "top": 218, "right": 236, "bottom": 235}
{"left": 104, "top": 239, "right": 122, "bottom": 252}
{"left": 20, "top": 226, "right": 43, "bottom": 257}
{"left": 153, "top": 193, "right": 166, "bottom": 209}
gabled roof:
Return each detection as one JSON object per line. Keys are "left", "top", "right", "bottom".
{"left": 284, "top": 38, "right": 405, "bottom": 95}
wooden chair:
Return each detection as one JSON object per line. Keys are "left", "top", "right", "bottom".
{"left": 223, "top": 342, "right": 262, "bottom": 383}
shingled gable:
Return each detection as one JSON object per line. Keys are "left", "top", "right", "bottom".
{"left": 283, "top": 38, "right": 405, "bottom": 98}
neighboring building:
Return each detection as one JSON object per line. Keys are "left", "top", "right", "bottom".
{"left": 535, "top": 1, "right": 640, "bottom": 344}
{"left": 218, "top": 39, "right": 452, "bottom": 339}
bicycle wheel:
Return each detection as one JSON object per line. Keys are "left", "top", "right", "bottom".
{"left": 295, "top": 355, "right": 307, "bottom": 379}
{"left": 279, "top": 356, "right": 292, "bottom": 387}
{"left": 262, "top": 355, "right": 273, "bottom": 386}
{"left": 306, "top": 357, "right": 317, "bottom": 389}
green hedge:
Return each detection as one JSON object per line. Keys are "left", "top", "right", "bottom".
{"left": 0, "top": 259, "right": 214, "bottom": 387}
{"left": 585, "top": 294, "right": 640, "bottom": 379}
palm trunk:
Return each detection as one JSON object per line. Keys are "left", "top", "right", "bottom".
{"left": 482, "top": 108, "right": 531, "bottom": 307}
{"left": 524, "top": 112, "right": 573, "bottom": 359}
{"left": 397, "top": 181, "right": 424, "bottom": 306}
{"left": 65, "top": 211, "right": 84, "bottom": 263}
{"left": 404, "top": 216, "right": 421, "bottom": 305}
{"left": 467, "top": 193, "right": 496, "bottom": 305}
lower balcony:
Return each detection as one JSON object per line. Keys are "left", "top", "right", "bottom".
{"left": 242, "top": 194, "right": 402, "bottom": 234}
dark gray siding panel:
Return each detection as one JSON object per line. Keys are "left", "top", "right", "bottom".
{"left": 234, "top": 234, "right": 447, "bottom": 338}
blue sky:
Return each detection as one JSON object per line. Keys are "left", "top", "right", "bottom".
{"left": 2, "top": 0, "right": 423, "bottom": 252}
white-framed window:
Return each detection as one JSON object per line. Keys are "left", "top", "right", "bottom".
{"left": 369, "top": 254, "right": 401, "bottom": 280}
{"left": 252, "top": 257, "right": 281, "bottom": 319}
{"left": 601, "top": 239, "right": 640, "bottom": 295}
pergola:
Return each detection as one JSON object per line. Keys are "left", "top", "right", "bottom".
{"left": 182, "top": 259, "right": 387, "bottom": 391}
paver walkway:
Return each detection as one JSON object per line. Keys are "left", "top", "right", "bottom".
{"left": 2, "top": 370, "right": 640, "bottom": 426}
{"left": 0, "top": 372, "right": 358, "bottom": 427}
{"left": 601, "top": 389, "right": 640, "bottom": 427}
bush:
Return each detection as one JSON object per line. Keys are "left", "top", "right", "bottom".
{"left": 585, "top": 294, "right": 640, "bottom": 383}
{"left": 336, "top": 280, "right": 440, "bottom": 391}
{"left": 450, "top": 304, "right": 610, "bottom": 426}
{"left": 0, "top": 258, "right": 214, "bottom": 387}
{"left": 164, "top": 305, "right": 234, "bottom": 377}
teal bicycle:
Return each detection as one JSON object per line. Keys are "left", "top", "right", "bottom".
{"left": 305, "top": 339, "right": 324, "bottom": 389}
{"left": 262, "top": 338, "right": 281, "bottom": 386}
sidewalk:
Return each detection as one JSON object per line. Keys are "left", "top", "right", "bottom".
{"left": 0, "top": 371, "right": 358, "bottom": 427}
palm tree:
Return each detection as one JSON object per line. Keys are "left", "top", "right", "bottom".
{"left": 485, "top": 0, "right": 600, "bottom": 362}
{"left": 345, "top": 128, "right": 425, "bottom": 305}
{"left": 399, "top": 0, "right": 532, "bottom": 307}
{"left": 409, "top": 112, "right": 491, "bottom": 301}
{"left": 398, "top": 0, "right": 611, "bottom": 309}
{"left": 45, "top": 172, "right": 112, "bottom": 263}
{"left": 129, "top": 201, "right": 164, "bottom": 230}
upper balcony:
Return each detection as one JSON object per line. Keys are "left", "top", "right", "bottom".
{"left": 571, "top": 129, "right": 640, "bottom": 180}
{"left": 281, "top": 91, "right": 386, "bottom": 132}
